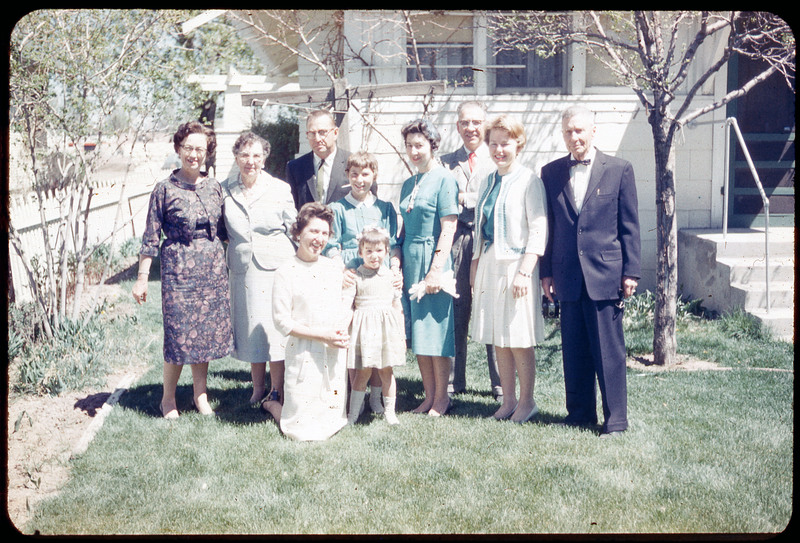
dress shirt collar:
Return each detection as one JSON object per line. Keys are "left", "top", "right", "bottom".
{"left": 569, "top": 146, "right": 597, "bottom": 169}
{"left": 344, "top": 192, "right": 376, "bottom": 208}
{"left": 314, "top": 147, "right": 337, "bottom": 170}
{"left": 465, "top": 143, "right": 490, "bottom": 160}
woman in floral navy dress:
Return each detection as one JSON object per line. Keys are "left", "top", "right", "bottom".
{"left": 132, "top": 121, "right": 233, "bottom": 419}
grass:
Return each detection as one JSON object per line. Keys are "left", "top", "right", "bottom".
{"left": 19, "top": 280, "right": 794, "bottom": 535}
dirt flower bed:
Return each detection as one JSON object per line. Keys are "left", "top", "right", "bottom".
{"left": 6, "top": 282, "right": 150, "bottom": 532}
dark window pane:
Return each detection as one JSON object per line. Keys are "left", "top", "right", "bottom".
{"left": 495, "top": 49, "right": 563, "bottom": 89}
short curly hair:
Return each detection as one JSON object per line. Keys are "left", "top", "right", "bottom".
{"left": 401, "top": 118, "right": 441, "bottom": 152}
{"left": 232, "top": 131, "right": 271, "bottom": 158}
{"left": 173, "top": 121, "right": 217, "bottom": 158}
{"left": 290, "top": 202, "right": 335, "bottom": 241}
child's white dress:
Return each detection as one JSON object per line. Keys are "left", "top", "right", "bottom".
{"left": 344, "top": 265, "right": 407, "bottom": 369}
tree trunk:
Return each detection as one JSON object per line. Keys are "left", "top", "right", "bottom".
{"left": 652, "top": 123, "right": 678, "bottom": 366}
{"left": 70, "top": 187, "right": 94, "bottom": 321}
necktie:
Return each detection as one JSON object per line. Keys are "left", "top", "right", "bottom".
{"left": 316, "top": 158, "right": 326, "bottom": 201}
{"left": 468, "top": 151, "right": 476, "bottom": 173}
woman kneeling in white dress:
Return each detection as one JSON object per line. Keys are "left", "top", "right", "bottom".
{"left": 265, "top": 202, "right": 351, "bottom": 441}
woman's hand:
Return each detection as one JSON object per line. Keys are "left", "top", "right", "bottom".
{"left": 391, "top": 267, "right": 403, "bottom": 290}
{"left": 469, "top": 258, "right": 479, "bottom": 289}
{"left": 322, "top": 328, "right": 350, "bottom": 349}
{"left": 132, "top": 277, "right": 148, "bottom": 304}
{"left": 511, "top": 272, "right": 530, "bottom": 299}
{"left": 423, "top": 267, "right": 443, "bottom": 294}
{"left": 342, "top": 268, "right": 356, "bottom": 290}
{"left": 512, "top": 254, "right": 538, "bottom": 299}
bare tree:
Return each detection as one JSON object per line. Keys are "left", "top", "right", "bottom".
{"left": 9, "top": 9, "right": 266, "bottom": 330}
{"left": 488, "top": 10, "right": 795, "bottom": 365}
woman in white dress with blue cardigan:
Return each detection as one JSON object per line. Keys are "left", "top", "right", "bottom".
{"left": 470, "top": 115, "right": 548, "bottom": 424}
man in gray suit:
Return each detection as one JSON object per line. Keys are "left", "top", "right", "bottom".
{"left": 440, "top": 101, "right": 501, "bottom": 399}
{"left": 285, "top": 109, "right": 376, "bottom": 211}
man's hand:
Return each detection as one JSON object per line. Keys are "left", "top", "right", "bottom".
{"left": 621, "top": 276, "right": 638, "bottom": 298}
{"left": 541, "top": 276, "right": 556, "bottom": 303}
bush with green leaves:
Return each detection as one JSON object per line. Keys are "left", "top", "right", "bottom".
{"left": 13, "top": 310, "right": 110, "bottom": 397}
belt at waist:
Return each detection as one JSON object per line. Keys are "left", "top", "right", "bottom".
{"left": 192, "top": 226, "right": 211, "bottom": 239}
{"left": 405, "top": 235, "right": 435, "bottom": 244}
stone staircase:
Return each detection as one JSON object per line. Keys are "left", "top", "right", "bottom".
{"left": 677, "top": 227, "right": 795, "bottom": 342}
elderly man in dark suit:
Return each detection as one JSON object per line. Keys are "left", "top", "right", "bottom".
{"left": 440, "top": 100, "right": 501, "bottom": 400}
{"left": 540, "top": 105, "right": 641, "bottom": 438}
{"left": 285, "top": 109, "right": 376, "bottom": 210}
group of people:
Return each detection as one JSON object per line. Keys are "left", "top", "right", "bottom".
{"left": 132, "top": 101, "right": 640, "bottom": 441}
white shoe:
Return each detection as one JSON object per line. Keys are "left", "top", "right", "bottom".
{"left": 383, "top": 396, "right": 399, "bottom": 425}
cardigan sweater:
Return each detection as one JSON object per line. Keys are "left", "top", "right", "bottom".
{"left": 472, "top": 164, "right": 548, "bottom": 261}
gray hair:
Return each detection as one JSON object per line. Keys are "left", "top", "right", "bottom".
{"left": 456, "top": 100, "right": 487, "bottom": 117}
{"left": 561, "top": 105, "right": 595, "bottom": 124}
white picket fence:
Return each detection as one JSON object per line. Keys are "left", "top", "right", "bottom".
{"left": 8, "top": 176, "right": 157, "bottom": 303}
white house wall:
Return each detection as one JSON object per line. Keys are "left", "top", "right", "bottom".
{"left": 321, "top": 92, "right": 721, "bottom": 294}
{"left": 263, "top": 11, "right": 732, "bottom": 294}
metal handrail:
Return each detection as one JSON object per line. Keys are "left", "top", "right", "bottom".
{"left": 722, "top": 117, "right": 770, "bottom": 313}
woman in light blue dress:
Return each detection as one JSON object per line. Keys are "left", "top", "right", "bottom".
{"left": 398, "top": 119, "right": 459, "bottom": 417}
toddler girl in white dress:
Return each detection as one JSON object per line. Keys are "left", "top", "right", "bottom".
{"left": 343, "top": 226, "right": 407, "bottom": 425}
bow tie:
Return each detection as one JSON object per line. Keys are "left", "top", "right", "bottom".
{"left": 568, "top": 158, "right": 591, "bottom": 167}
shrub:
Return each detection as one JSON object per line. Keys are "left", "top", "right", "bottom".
{"left": 717, "top": 307, "right": 771, "bottom": 341}
{"left": 250, "top": 111, "right": 300, "bottom": 179}
{"left": 12, "top": 307, "right": 110, "bottom": 396}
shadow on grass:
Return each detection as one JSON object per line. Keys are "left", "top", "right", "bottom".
{"left": 116, "top": 367, "right": 548, "bottom": 426}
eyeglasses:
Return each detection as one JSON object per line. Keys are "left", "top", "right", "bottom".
{"left": 180, "top": 145, "right": 207, "bottom": 155}
{"left": 306, "top": 129, "right": 334, "bottom": 139}
{"left": 237, "top": 153, "right": 264, "bottom": 161}
{"left": 458, "top": 120, "right": 484, "bottom": 128}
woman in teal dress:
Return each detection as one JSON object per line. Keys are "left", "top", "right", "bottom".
{"left": 398, "top": 119, "right": 459, "bottom": 417}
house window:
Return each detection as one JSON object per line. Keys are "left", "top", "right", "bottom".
{"left": 493, "top": 48, "right": 564, "bottom": 91}
{"left": 407, "top": 43, "right": 474, "bottom": 87}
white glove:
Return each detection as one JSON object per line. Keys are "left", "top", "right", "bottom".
{"left": 408, "top": 269, "right": 459, "bottom": 302}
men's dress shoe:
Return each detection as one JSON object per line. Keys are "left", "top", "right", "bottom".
{"left": 600, "top": 430, "right": 625, "bottom": 439}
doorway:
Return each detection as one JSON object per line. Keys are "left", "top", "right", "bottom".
{"left": 725, "top": 54, "right": 795, "bottom": 227}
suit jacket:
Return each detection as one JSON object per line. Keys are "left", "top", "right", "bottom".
{"left": 285, "top": 148, "right": 377, "bottom": 211}
{"left": 221, "top": 171, "right": 297, "bottom": 273}
{"left": 440, "top": 144, "right": 496, "bottom": 225}
{"left": 540, "top": 149, "right": 640, "bottom": 302}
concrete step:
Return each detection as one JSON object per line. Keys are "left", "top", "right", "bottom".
{"left": 730, "top": 280, "right": 795, "bottom": 311}
{"left": 717, "top": 255, "right": 796, "bottom": 284}
{"left": 748, "top": 307, "right": 795, "bottom": 342}
{"left": 681, "top": 227, "right": 795, "bottom": 259}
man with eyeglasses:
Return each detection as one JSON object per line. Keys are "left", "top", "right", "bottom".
{"left": 285, "top": 109, "right": 376, "bottom": 211}
{"left": 540, "top": 105, "right": 641, "bottom": 439}
{"left": 440, "top": 101, "right": 501, "bottom": 401}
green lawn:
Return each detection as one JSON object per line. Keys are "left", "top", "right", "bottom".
{"left": 20, "top": 280, "right": 794, "bottom": 535}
